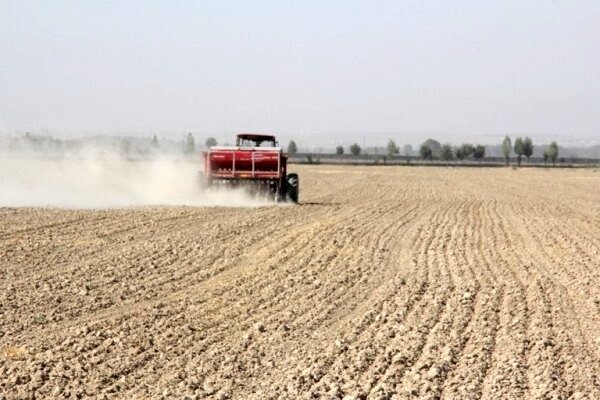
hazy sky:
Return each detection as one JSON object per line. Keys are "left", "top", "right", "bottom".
{"left": 1, "top": 1, "right": 599, "bottom": 145}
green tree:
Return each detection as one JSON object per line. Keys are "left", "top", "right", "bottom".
{"left": 440, "top": 144, "right": 454, "bottom": 161}
{"left": 205, "top": 137, "right": 218, "bottom": 148}
{"left": 185, "top": 132, "right": 195, "bottom": 154}
{"left": 350, "top": 143, "right": 361, "bottom": 156}
{"left": 335, "top": 145, "right": 344, "bottom": 155}
{"left": 543, "top": 149, "right": 550, "bottom": 165}
{"left": 523, "top": 137, "right": 533, "bottom": 162}
{"left": 151, "top": 135, "right": 159, "bottom": 150}
{"left": 548, "top": 141, "right": 559, "bottom": 166}
{"left": 419, "top": 144, "right": 433, "bottom": 161}
{"left": 461, "top": 143, "right": 474, "bottom": 159}
{"left": 502, "top": 136, "right": 512, "bottom": 166}
{"left": 473, "top": 145, "right": 485, "bottom": 161}
{"left": 387, "top": 139, "right": 399, "bottom": 156}
{"left": 287, "top": 140, "right": 298, "bottom": 155}
{"left": 454, "top": 146, "right": 465, "bottom": 161}
{"left": 422, "top": 138, "right": 441, "bottom": 157}
{"left": 514, "top": 137, "right": 524, "bottom": 166}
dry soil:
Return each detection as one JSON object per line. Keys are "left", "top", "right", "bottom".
{"left": 1, "top": 165, "right": 599, "bottom": 399}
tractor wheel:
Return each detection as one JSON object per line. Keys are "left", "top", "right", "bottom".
{"left": 286, "top": 173, "right": 299, "bottom": 203}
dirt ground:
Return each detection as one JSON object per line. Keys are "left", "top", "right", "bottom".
{"left": 1, "top": 165, "right": 599, "bottom": 399}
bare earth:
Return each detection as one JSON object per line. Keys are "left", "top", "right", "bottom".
{"left": 1, "top": 165, "right": 600, "bottom": 399}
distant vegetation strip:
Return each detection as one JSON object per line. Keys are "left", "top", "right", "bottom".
{"left": 289, "top": 153, "right": 600, "bottom": 167}
{"left": 286, "top": 136, "right": 600, "bottom": 167}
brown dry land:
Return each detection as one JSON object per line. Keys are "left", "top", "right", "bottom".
{"left": 1, "top": 165, "right": 600, "bottom": 399}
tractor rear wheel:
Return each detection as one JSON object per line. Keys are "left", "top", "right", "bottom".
{"left": 286, "top": 173, "right": 299, "bottom": 203}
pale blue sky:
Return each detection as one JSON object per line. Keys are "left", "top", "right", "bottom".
{"left": 1, "top": 1, "right": 599, "bottom": 145}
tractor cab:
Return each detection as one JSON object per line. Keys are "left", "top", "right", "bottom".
{"left": 236, "top": 134, "right": 278, "bottom": 148}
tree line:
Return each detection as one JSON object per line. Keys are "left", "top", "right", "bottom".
{"left": 418, "top": 140, "right": 486, "bottom": 162}
{"left": 286, "top": 136, "right": 561, "bottom": 166}
{"left": 501, "top": 136, "right": 559, "bottom": 166}
{"left": 287, "top": 140, "right": 410, "bottom": 157}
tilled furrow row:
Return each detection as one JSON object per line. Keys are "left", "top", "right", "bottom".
{"left": 297, "top": 201, "right": 463, "bottom": 398}
{"left": 479, "top": 198, "right": 532, "bottom": 398}
{"left": 440, "top": 199, "right": 506, "bottom": 398}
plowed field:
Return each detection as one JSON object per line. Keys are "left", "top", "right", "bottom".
{"left": 1, "top": 165, "right": 600, "bottom": 399}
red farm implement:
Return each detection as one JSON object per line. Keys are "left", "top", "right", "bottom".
{"left": 200, "top": 133, "right": 299, "bottom": 203}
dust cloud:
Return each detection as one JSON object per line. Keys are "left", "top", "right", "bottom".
{"left": 0, "top": 153, "right": 270, "bottom": 209}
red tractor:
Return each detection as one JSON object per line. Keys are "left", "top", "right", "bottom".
{"left": 200, "top": 133, "right": 299, "bottom": 203}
